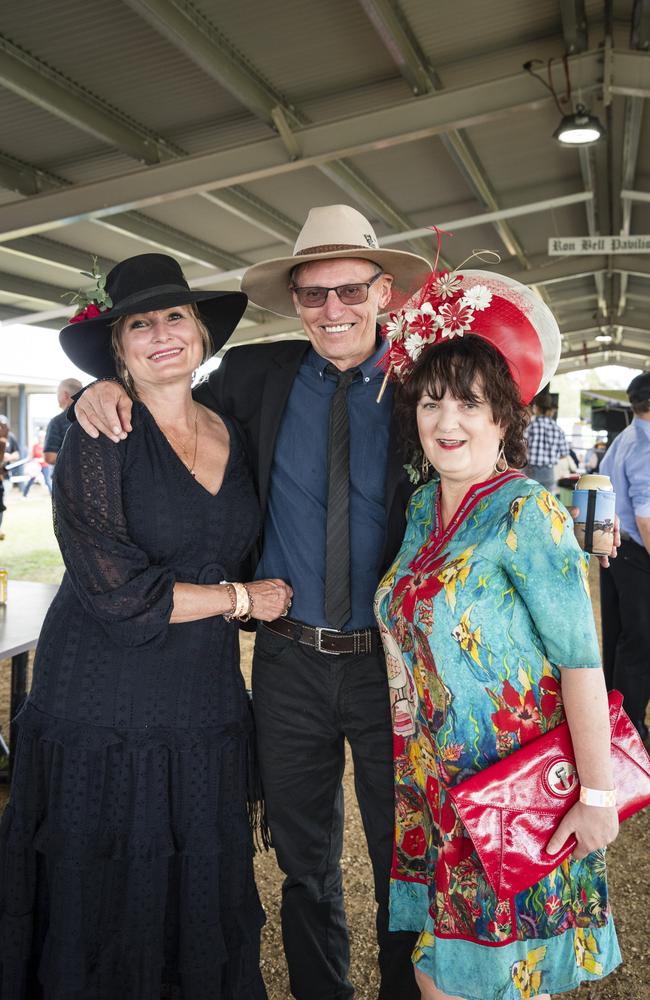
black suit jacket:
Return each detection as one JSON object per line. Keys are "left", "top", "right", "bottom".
{"left": 194, "top": 340, "right": 415, "bottom": 576}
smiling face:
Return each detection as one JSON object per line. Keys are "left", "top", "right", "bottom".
{"left": 417, "top": 379, "right": 503, "bottom": 489}
{"left": 115, "top": 305, "right": 206, "bottom": 392}
{"left": 290, "top": 257, "right": 393, "bottom": 370}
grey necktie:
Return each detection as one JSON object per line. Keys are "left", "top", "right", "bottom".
{"left": 324, "top": 364, "right": 360, "bottom": 630}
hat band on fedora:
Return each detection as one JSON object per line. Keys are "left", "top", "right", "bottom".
{"left": 114, "top": 282, "right": 191, "bottom": 310}
{"left": 295, "top": 243, "right": 378, "bottom": 256}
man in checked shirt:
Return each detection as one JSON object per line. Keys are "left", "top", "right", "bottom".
{"left": 524, "top": 393, "right": 570, "bottom": 492}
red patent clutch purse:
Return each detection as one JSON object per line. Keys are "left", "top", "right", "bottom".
{"left": 448, "top": 690, "right": 650, "bottom": 899}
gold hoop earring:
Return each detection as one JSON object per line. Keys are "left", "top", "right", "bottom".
{"left": 421, "top": 453, "right": 430, "bottom": 479}
{"left": 494, "top": 441, "right": 508, "bottom": 474}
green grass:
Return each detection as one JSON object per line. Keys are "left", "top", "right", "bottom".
{"left": 0, "top": 484, "right": 64, "bottom": 585}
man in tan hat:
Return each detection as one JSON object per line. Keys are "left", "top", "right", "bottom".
{"left": 74, "top": 204, "right": 430, "bottom": 999}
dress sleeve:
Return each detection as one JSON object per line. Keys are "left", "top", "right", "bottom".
{"left": 52, "top": 423, "right": 175, "bottom": 647}
{"left": 402, "top": 482, "right": 437, "bottom": 552}
{"left": 501, "top": 486, "right": 601, "bottom": 668}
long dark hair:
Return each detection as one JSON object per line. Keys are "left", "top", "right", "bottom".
{"left": 394, "top": 335, "right": 530, "bottom": 470}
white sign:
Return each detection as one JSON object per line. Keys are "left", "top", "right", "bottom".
{"left": 548, "top": 236, "right": 650, "bottom": 255}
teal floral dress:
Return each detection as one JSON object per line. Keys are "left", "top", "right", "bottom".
{"left": 374, "top": 471, "right": 621, "bottom": 1000}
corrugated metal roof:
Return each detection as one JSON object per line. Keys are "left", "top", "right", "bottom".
{"left": 197, "top": 0, "right": 398, "bottom": 102}
{"left": 0, "top": 0, "right": 645, "bottom": 369}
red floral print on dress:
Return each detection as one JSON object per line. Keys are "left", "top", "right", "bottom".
{"left": 491, "top": 680, "right": 542, "bottom": 743}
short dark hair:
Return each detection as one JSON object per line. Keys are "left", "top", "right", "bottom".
{"left": 394, "top": 335, "right": 530, "bottom": 470}
{"left": 632, "top": 400, "right": 650, "bottom": 416}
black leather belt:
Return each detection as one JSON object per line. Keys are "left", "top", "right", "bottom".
{"left": 263, "top": 617, "right": 378, "bottom": 655}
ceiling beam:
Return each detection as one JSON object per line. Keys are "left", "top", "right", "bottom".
{"left": 621, "top": 188, "right": 650, "bottom": 203}
{"left": 0, "top": 235, "right": 114, "bottom": 275}
{"left": 0, "top": 36, "right": 166, "bottom": 164}
{"left": 0, "top": 269, "right": 69, "bottom": 306}
{"left": 123, "top": 0, "right": 435, "bottom": 260}
{"left": 617, "top": 1, "right": 650, "bottom": 314}
{"left": 559, "top": 1, "right": 608, "bottom": 316}
{"left": 0, "top": 303, "right": 41, "bottom": 322}
{"left": 616, "top": 96, "right": 644, "bottom": 314}
{"left": 0, "top": 48, "right": 613, "bottom": 242}
{"left": 0, "top": 33, "right": 301, "bottom": 247}
{"left": 99, "top": 211, "right": 246, "bottom": 271}
{"left": 560, "top": 0, "right": 589, "bottom": 53}
{"left": 508, "top": 254, "right": 650, "bottom": 287}
{"left": 561, "top": 321, "right": 650, "bottom": 339}
{"left": 358, "top": 0, "right": 433, "bottom": 96}
{"left": 577, "top": 146, "right": 608, "bottom": 315}
{"left": 380, "top": 191, "right": 593, "bottom": 244}
{"left": 0, "top": 148, "right": 254, "bottom": 272}
{"left": 558, "top": 345, "right": 650, "bottom": 365}
{"left": 631, "top": 0, "right": 650, "bottom": 49}
{"left": 359, "top": 0, "right": 530, "bottom": 268}
{"left": 0, "top": 151, "right": 59, "bottom": 197}
{"left": 201, "top": 189, "right": 298, "bottom": 244}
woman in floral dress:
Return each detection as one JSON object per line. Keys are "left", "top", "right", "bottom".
{"left": 375, "top": 270, "right": 620, "bottom": 1000}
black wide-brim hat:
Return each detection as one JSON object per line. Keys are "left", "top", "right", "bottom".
{"left": 59, "top": 253, "right": 248, "bottom": 378}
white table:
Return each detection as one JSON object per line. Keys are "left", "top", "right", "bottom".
{"left": 0, "top": 579, "right": 58, "bottom": 775}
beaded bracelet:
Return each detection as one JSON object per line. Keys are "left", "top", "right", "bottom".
{"left": 243, "top": 584, "right": 255, "bottom": 621}
{"left": 221, "top": 583, "right": 237, "bottom": 621}
{"left": 221, "top": 581, "right": 253, "bottom": 622}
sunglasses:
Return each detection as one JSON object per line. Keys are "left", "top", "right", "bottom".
{"left": 290, "top": 271, "right": 384, "bottom": 308}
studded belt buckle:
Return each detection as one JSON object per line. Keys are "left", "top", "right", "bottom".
{"left": 315, "top": 627, "right": 342, "bottom": 654}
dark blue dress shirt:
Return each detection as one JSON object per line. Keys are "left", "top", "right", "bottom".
{"left": 257, "top": 342, "right": 394, "bottom": 629}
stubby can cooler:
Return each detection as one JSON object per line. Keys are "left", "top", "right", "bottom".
{"left": 572, "top": 474, "right": 616, "bottom": 556}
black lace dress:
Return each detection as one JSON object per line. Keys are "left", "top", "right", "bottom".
{"left": 0, "top": 402, "right": 266, "bottom": 1000}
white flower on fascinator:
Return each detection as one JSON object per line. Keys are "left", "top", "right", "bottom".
{"left": 434, "top": 273, "right": 463, "bottom": 299}
{"left": 438, "top": 300, "right": 475, "bottom": 339}
{"left": 405, "top": 333, "right": 426, "bottom": 360}
{"left": 461, "top": 285, "right": 492, "bottom": 311}
{"left": 384, "top": 311, "right": 408, "bottom": 341}
{"left": 419, "top": 300, "right": 435, "bottom": 314}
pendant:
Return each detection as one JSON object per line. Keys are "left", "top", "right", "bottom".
{"left": 190, "top": 469, "right": 196, "bottom": 477}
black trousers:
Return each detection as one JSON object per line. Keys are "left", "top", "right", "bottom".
{"left": 600, "top": 538, "right": 650, "bottom": 737}
{"left": 252, "top": 624, "right": 418, "bottom": 1000}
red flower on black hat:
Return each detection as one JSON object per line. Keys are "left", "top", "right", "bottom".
{"left": 63, "top": 256, "right": 113, "bottom": 323}
{"left": 69, "top": 302, "right": 104, "bottom": 324}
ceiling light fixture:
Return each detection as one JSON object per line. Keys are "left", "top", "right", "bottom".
{"left": 595, "top": 331, "right": 613, "bottom": 344}
{"left": 554, "top": 104, "right": 605, "bottom": 145}
{"left": 523, "top": 58, "right": 605, "bottom": 147}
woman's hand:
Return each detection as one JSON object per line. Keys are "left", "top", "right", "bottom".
{"left": 76, "top": 381, "right": 133, "bottom": 442}
{"left": 547, "top": 800, "right": 619, "bottom": 860}
{"left": 245, "top": 578, "right": 293, "bottom": 622}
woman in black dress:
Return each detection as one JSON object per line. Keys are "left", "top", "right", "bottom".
{"left": 0, "top": 254, "right": 292, "bottom": 1000}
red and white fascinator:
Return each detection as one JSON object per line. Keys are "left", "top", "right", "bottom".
{"left": 378, "top": 267, "right": 561, "bottom": 405}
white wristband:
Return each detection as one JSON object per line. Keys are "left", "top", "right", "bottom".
{"left": 580, "top": 785, "right": 616, "bottom": 808}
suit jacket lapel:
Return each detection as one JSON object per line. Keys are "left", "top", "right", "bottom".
{"left": 257, "top": 342, "right": 310, "bottom": 513}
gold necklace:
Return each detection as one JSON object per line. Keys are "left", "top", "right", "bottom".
{"left": 163, "top": 405, "right": 199, "bottom": 477}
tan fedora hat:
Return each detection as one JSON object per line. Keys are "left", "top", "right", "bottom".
{"left": 241, "top": 204, "right": 431, "bottom": 317}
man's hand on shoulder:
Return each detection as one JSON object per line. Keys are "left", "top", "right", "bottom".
{"left": 75, "top": 380, "right": 133, "bottom": 443}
